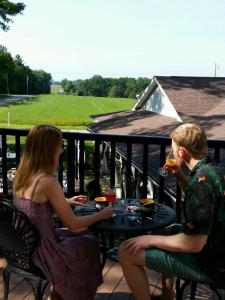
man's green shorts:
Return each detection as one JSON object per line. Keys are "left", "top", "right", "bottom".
{"left": 145, "top": 248, "right": 212, "bottom": 282}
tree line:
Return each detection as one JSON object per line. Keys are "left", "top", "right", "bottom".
{"left": 60, "top": 75, "right": 151, "bottom": 99}
{"left": 0, "top": 45, "right": 52, "bottom": 95}
{"left": 0, "top": 2, "right": 52, "bottom": 95}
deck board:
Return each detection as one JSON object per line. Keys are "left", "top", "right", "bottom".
{"left": 1, "top": 260, "right": 225, "bottom": 299}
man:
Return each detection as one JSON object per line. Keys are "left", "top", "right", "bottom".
{"left": 118, "top": 123, "right": 225, "bottom": 300}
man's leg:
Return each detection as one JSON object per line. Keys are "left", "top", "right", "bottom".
{"left": 118, "top": 246, "right": 151, "bottom": 300}
{"left": 118, "top": 246, "right": 175, "bottom": 300}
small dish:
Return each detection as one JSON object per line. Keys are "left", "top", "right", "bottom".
{"left": 140, "top": 201, "right": 155, "bottom": 218}
{"left": 140, "top": 198, "right": 155, "bottom": 205}
{"left": 95, "top": 196, "right": 108, "bottom": 209}
{"left": 95, "top": 196, "right": 107, "bottom": 202}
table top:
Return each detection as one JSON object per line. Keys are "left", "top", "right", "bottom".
{"left": 75, "top": 199, "right": 176, "bottom": 234}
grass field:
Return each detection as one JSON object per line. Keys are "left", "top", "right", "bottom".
{"left": 0, "top": 95, "right": 135, "bottom": 130}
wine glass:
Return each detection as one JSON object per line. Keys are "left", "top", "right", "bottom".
{"left": 158, "top": 151, "right": 177, "bottom": 177}
{"left": 103, "top": 187, "right": 117, "bottom": 204}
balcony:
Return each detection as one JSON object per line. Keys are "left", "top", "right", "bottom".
{"left": 1, "top": 128, "right": 225, "bottom": 223}
{"left": 1, "top": 128, "right": 225, "bottom": 299}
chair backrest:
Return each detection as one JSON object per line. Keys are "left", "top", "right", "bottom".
{"left": 0, "top": 198, "right": 41, "bottom": 273}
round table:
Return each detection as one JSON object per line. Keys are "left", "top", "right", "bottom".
{"left": 75, "top": 199, "right": 176, "bottom": 266}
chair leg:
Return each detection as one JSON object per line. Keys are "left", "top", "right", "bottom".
{"left": 175, "top": 278, "right": 182, "bottom": 300}
{"left": 35, "top": 279, "right": 49, "bottom": 300}
{"left": 190, "top": 281, "right": 197, "bottom": 300}
{"left": 176, "top": 279, "right": 192, "bottom": 300}
{"left": 209, "top": 285, "right": 223, "bottom": 300}
{"left": 3, "top": 269, "right": 10, "bottom": 300}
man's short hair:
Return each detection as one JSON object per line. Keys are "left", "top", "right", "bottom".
{"left": 170, "top": 123, "right": 208, "bottom": 157}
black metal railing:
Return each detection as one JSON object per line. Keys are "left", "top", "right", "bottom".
{"left": 1, "top": 127, "right": 225, "bottom": 222}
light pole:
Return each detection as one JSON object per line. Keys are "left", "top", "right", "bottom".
{"left": 214, "top": 63, "right": 219, "bottom": 77}
{"left": 26, "top": 75, "right": 29, "bottom": 95}
{"left": 5, "top": 73, "right": 9, "bottom": 94}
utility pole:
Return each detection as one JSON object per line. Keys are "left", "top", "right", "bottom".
{"left": 214, "top": 63, "right": 219, "bottom": 77}
{"left": 5, "top": 73, "right": 9, "bottom": 94}
{"left": 26, "top": 75, "right": 29, "bottom": 95}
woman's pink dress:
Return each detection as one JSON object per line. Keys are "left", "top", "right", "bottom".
{"left": 14, "top": 196, "right": 102, "bottom": 300}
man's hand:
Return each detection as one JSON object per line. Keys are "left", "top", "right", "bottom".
{"left": 120, "top": 235, "right": 152, "bottom": 255}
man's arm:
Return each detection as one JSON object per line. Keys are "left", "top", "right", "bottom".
{"left": 120, "top": 233, "right": 207, "bottom": 255}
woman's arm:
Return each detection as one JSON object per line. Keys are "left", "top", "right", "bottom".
{"left": 42, "top": 177, "right": 114, "bottom": 231}
{"left": 66, "top": 195, "right": 87, "bottom": 206}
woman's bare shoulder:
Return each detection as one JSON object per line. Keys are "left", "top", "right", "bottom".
{"left": 32, "top": 174, "right": 62, "bottom": 203}
{"left": 38, "top": 174, "right": 60, "bottom": 188}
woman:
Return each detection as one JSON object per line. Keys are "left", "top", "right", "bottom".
{"left": 13, "top": 124, "right": 114, "bottom": 300}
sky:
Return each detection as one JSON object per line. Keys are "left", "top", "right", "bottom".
{"left": 0, "top": 0, "right": 225, "bottom": 81}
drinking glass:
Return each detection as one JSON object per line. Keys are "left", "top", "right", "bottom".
{"left": 158, "top": 151, "right": 177, "bottom": 177}
{"left": 103, "top": 187, "right": 117, "bottom": 204}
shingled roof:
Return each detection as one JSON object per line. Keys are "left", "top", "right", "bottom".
{"left": 89, "top": 110, "right": 179, "bottom": 136}
{"left": 90, "top": 76, "right": 225, "bottom": 139}
{"left": 156, "top": 76, "right": 225, "bottom": 139}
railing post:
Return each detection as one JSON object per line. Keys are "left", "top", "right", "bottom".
{"left": 15, "top": 135, "right": 21, "bottom": 166}
{"left": 142, "top": 143, "right": 149, "bottom": 198}
{"left": 2, "top": 135, "right": 8, "bottom": 196}
{"left": 67, "top": 138, "right": 75, "bottom": 196}
{"left": 110, "top": 141, "right": 115, "bottom": 188}
{"left": 159, "top": 145, "right": 166, "bottom": 203}
{"left": 79, "top": 139, "right": 85, "bottom": 194}
{"left": 125, "top": 142, "right": 132, "bottom": 198}
{"left": 94, "top": 140, "right": 100, "bottom": 184}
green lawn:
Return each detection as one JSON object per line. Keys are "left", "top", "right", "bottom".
{"left": 0, "top": 95, "right": 135, "bottom": 130}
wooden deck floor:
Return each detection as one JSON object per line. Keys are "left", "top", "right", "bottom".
{"left": 0, "top": 260, "right": 224, "bottom": 299}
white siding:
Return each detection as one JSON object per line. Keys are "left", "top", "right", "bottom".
{"left": 142, "top": 86, "right": 181, "bottom": 121}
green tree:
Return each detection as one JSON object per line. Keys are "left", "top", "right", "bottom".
{"left": 124, "top": 78, "right": 136, "bottom": 98}
{"left": 88, "top": 75, "right": 107, "bottom": 97}
{"left": 108, "top": 85, "right": 120, "bottom": 98}
{"left": 61, "top": 79, "right": 75, "bottom": 94}
{"left": 31, "top": 70, "right": 52, "bottom": 94}
{"left": 136, "top": 77, "right": 150, "bottom": 96}
{"left": 76, "top": 79, "right": 91, "bottom": 96}
{"left": 0, "top": 0, "right": 25, "bottom": 31}
{"left": 113, "top": 77, "right": 129, "bottom": 97}
{"left": 0, "top": 45, "right": 14, "bottom": 73}
{"left": 9, "top": 54, "right": 27, "bottom": 93}
{"left": 0, "top": 45, "right": 14, "bottom": 93}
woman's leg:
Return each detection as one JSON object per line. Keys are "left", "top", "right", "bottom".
{"left": 118, "top": 246, "right": 151, "bottom": 300}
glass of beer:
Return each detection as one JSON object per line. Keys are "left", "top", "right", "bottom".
{"left": 158, "top": 152, "right": 177, "bottom": 177}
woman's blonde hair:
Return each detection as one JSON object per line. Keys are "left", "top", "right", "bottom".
{"left": 170, "top": 123, "right": 208, "bottom": 157}
{"left": 13, "top": 124, "right": 62, "bottom": 196}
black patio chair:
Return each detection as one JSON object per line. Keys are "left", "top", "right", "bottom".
{"left": 176, "top": 277, "right": 225, "bottom": 299}
{"left": 0, "top": 198, "right": 49, "bottom": 300}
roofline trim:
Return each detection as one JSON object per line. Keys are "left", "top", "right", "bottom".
{"left": 132, "top": 77, "right": 157, "bottom": 111}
